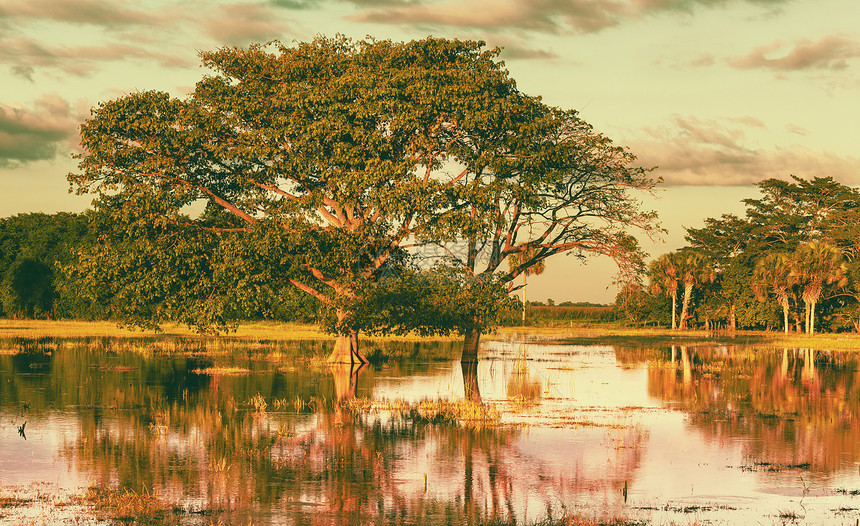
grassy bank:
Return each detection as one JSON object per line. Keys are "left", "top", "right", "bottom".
{"left": 0, "top": 319, "right": 457, "bottom": 343}
{"left": 496, "top": 324, "right": 860, "bottom": 351}
{"left": 3, "top": 319, "right": 860, "bottom": 352}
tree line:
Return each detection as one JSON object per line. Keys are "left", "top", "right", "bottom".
{"left": 616, "top": 176, "right": 860, "bottom": 333}
{"left": 0, "top": 211, "right": 614, "bottom": 332}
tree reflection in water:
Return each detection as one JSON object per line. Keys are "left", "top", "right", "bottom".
{"left": 0, "top": 338, "right": 644, "bottom": 525}
{"left": 618, "top": 345, "right": 860, "bottom": 478}
{"left": 11, "top": 338, "right": 859, "bottom": 523}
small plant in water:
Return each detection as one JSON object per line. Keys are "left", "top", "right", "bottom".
{"left": 249, "top": 393, "right": 267, "bottom": 415}
{"left": 344, "top": 398, "right": 502, "bottom": 429}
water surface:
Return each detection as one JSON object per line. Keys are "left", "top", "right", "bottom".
{"left": 2, "top": 337, "right": 860, "bottom": 525}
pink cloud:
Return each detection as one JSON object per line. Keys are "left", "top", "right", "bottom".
{"left": 627, "top": 115, "right": 860, "bottom": 186}
{"left": 729, "top": 36, "right": 860, "bottom": 71}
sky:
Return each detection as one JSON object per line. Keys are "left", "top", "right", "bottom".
{"left": 2, "top": 0, "right": 859, "bottom": 303}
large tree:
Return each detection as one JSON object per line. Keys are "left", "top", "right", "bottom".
{"left": 70, "top": 36, "right": 658, "bottom": 362}
{"left": 427, "top": 101, "right": 659, "bottom": 360}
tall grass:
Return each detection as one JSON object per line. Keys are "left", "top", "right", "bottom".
{"left": 499, "top": 305, "right": 618, "bottom": 327}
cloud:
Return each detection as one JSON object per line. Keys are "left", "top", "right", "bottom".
{"left": 341, "top": 0, "right": 795, "bottom": 35}
{"left": 0, "top": 37, "right": 193, "bottom": 80}
{"left": 350, "top": 0, "right": 629, "bottom": 35}
{"left": 477, "top": 34, "right": 561, "bottom": 60}
{"left": 0, "top": 94, "right": 83, "bottom": 167}
{"left": 0, "top": 0, "right": 156, "bottom": 27}
{"left": 632, "top": 0, "right": 791, "bottom": 14}
{"left": 729, "top": 36, "right": 860, "bottom": 71}
{"left": 498, "top": 45, "right": 559, "bottom": 60}
{"left": 200, "top": 3, "right": 293, "bottom": 46}
{"left": 785, "top": 123, "right": 808, "bottom": 136}
{"left": 627, "top": 115, "right": 860, "bottom": 186}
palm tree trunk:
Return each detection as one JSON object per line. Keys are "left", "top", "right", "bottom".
{"left": 810, "top": 299, "right": 816, "bottom": 335}
{"left": 671, "top": 293, "right": 677, "bottom": 330}
{"left": 679, "top": 283, "right": 693, "bottom": 329}
{"left": 782, "top": 300, "right": 789, "bottom": 334}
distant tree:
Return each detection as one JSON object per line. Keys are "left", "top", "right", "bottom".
{"left": 0, "top": 213, "right": 93, "bottom": 319}
{"left": 509, "top": 246, "right": 546, "bottom": 325}
{"left": 648, "top": 253, "right": 681, "bottom": 329}
{"left": 790, "top": 241, "right": 847, "bottom": 334}
{"left": 684, "top": 176, "right": 860, "bottom": 330}
{"left": 752, "top": 253, "right": 794, "bottom": 334}
{"left": 614, "top": 281, "right": 650, "bottom": 328}
{"left": 4, "top": 259, "right": 53, "bottom": 318}
{"left": 675, "top": 251, "right": 716, "bottom": 329}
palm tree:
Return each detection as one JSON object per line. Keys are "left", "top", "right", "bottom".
{"left": 648, "top": 253, "right": 681, "bottom": 329}
{"left": 675, "top": 252, "right": 716, "bottom": 329}
{"left": 752, "top": 253, "right": 793, "bottom": 334}
{"left": 789, "top": 241, "right": 847, "bottom": 334}
{"left": 509, "top": 246, "right": 546, "bottom": 325}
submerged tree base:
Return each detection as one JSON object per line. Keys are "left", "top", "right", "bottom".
{"left": 326, "top": 331, "right": 368, "bottom": 365}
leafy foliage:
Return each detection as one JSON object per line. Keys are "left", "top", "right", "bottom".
{"left": 621, "top": 176, "right": 860, "bottom": 332}
{"left": 0, "top": 213, "right": 93, "bottom": 319}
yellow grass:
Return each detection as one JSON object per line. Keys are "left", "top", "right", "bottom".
{"left": 4, "top": 319, "right": 860, "bottom": 352}
{"left": 0, "top": 319, "right": 458, "bottom": 343}
{"left": 496, "top": 324, "right": 860, "bottom": 351}
{"left": 190, "top": 366, "right": 251, "bottom": 375}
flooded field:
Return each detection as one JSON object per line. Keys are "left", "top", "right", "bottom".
{"left": 2, "top": 335, "right": 860, "bottom": 525}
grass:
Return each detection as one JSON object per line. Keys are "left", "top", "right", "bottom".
{"left": 496, "top": 324, "right": 860, "bottom": 351}
{"left": 0, "top": 319, "right": 460, "bottom": 343}
{"left": 5, "top": 318, "right": 860, "bottom": 355}
{"left": 481, "top": 517, "right": 646, "bottom": 526}
{"left": 344, "top": 397, "right": 503, "bottom": 429}
{"left": 82, "top": 486, "right": 181, "bottom": 524}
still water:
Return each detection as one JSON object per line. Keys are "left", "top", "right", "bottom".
{"left": 2, "top": 336, "right": 860, "bottom": 525}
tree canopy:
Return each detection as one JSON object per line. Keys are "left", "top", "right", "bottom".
{"left": 70, "top": 36, "right": 659, "bottom": 360}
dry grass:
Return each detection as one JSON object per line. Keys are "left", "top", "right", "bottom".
{"left": 0, "top": 319, "right": 459, "bottom": 343}
{"left": 344, "top": 397, "right": 503, "bottom": 429}
{"left": 495, "top": 325, "right": 860, "bottom": 351}
{"left": 81, "top": 486, "right": 183, "bottom": 524}
{"left": 190, "top": 366, "right": 251, "bottom": 375}
{"left": 5, "top": 319, "right": 860, "bottom": 355}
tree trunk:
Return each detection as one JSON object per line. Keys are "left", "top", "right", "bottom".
{"left": 730, "top": 303, "right": 737, "bottom": 331}
{"left": 327, "top": 330, "right": 367, "bottom": 364}
{"left": 521, "top": 273, "right": 527, "bottom": 326}
{"left": 782, "top": 300, "right": 789, "bottom": 334}
{"left": 461, "top": 359, "right": 481, "bottom": 402}
{"left": 461, "top": 327, "right": 482, "bottom": 363}
{"left": 810, "top": 299, "right": 816, "bottom": 335}
{"left": 679, "top": 283, "right": 693, "bottom": 329}
{"left": 671, "top": 293, "right": 677, "bottom": 330}
{"left": 326, "top": 309, "right": 367, "bottom": 364}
